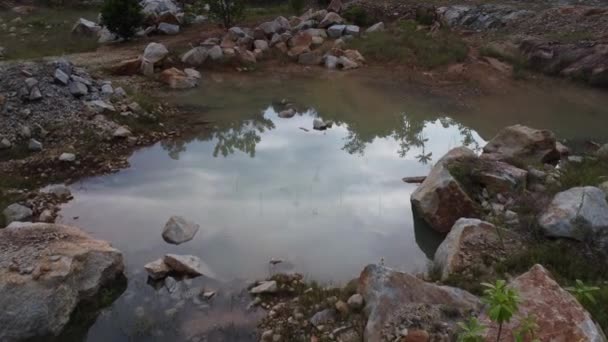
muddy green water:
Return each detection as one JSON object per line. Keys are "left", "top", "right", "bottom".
{"left": 56, "top": 71, "right": 608, "bottom": 341}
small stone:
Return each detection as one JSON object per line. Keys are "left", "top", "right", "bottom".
{"left": 29, "top": 87, "right": 42, "bottom": 101}
{"left": 278, "top": 108, "right": 296, "bottom": 118}
{"left": 347, "top": 293, "right": 364, "bottom": 310}
{"left": 250, "top": 280, "right": 278, "bottom": 294}
{"left": 261, "top": 330, "right": 273, "bottom": 341}
{"left": 144, "top": 258, "right": 171, "bottom": 280}
{"left": 113, "top": 126, "right": 132, "bottom": 138}
{"left": 28, "top": 139, "right": 42, "bottom": 151}
{"left": 0, "top": 138, "right": 11, "bottom": 150}
{"left": 335, "top": 300, "right": 349, "bottom": 316}
{"left": 69, "top": 81, "right": 88, "bottom": 97}
{"left": 101, "top": 83, "right": 114, "bottom": 94}
{"left": 54, "top": 69, "right": 70, "bottom": 85}
{"left": 184, "top": 68, "right": 201, "bottom": 79}
{"left": 58, "top": 153, "right": 76, "bottom": 162}
{"left": 39, "top": 209, "right": 54, "bottom": 223}
{"left": 158, "top": 22, "right": 180, "bottom": 35}
{"left": 47, "top": 184, "right": 71, "bottom": 198}
{"left": 162, "top": 216, "right": 200, "bottom": 245}
{"left": 366, "top": 22, "right": 385, "bottom": 33}
{"left": 24, "top": 77, "right": 38, "bottom": 89}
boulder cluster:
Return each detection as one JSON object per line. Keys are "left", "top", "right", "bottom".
{"left": 178, "top": 9, "right": 383, "bottom": 71}
{"left": 71, "top": 0, "right": 194, "bottom": 43}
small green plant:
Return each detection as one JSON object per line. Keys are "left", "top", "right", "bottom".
{"left": 342, "top": 5, "right": 370, "bottom": 26}
{"left": 208, "top": 0, "right": 245, "bottom": 28}
{"left": 100, "top": 0, "right": 144, "bottom": 40}
{"left": 566, "top": 279, "right": 601, "bottom": 305}
{"left": 289, "top": 0, "right": 305, "bottom": 15}
{"left": 457, "top": 317, "right": 486, "bottom": 342}
{"left": 482, "top": 280, "right": 519, "bottom": 342}
{"left": 513, "top": 315, "right": 540, "bottom": 342}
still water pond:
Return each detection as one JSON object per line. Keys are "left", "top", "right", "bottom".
{"left": 58, "top": 71, "right": 608, "bottom": 341}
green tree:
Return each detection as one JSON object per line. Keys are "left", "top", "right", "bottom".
{"left": 208, "top": 0, "right": 245, "bottom": 28}
{"left": 457, "top": 317, "right": 486, "bottom": 342}
{"left": 482, "top": 280, "right": 519, "bottom": 342}
{"left": 100, "top": 0, "right": 144, "bottom": 40}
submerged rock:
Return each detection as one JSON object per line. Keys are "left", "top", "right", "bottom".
{"left": 144, "top": 258, "right": 171, "bottom": 280}
{"left": 162, "top": 215, "right": 200, "bottom": 245}
{"left": 482, "top": 264, "right": 607, "bottom": 342}
{"left": 411, "top": 147, "right": 479, "bottom": 233}
{"left": 163, "top": 254, "right": 206, "bottom": 277}
{"left": 0, "top": 223, "right": 124, "bottom": 341}
{"left": 539, "top": 186, "right": 608, "bottom": 242}
{"left": 250, "top": 280, "right": 278, "bottom": 294}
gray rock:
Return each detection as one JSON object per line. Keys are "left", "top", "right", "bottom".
{"left": 101, "top": 84, "right": 114, "bottom": 95}
{"left": 310, "top": 308, "right": 337, "bottom": 327}
{"left": 0, "top": 223, "right": 124, "bottom": 341}
{"left": 162, "top": 216, "right": 200, "bottom": 245}
{"left": 0, "top": 138, "right": 11, "bottom": 150}
{"left": 250, "top": 280, "right": 278, "bottom": 294}
{"left": 327, "top": 25, "right": 345, "bottom": 38}
{"left": 86, "top": 100, "right": 115, "bottom": 113}
{"left": 344, "top": 25, "right": 360, "bottom": 36}
{"left": 319, "top": 12, "right": 344, "bottom": 28}
{"left": 2, "top": 203, "right": 33, "bottom": 224}
{"left": 54, "top": 69, "right": 70, "bottom": 85}
{"left": 163, "top": 254, "right": 206, "bottom": 276}
{"left": 229, "top": 26, "right": 247, "bottom": 38}
{"left": 114, "top": 87, "right": 127, "bottom": 98}
{"left": 366, "top": 22, "right": 385, "bottom": 33}
{"left": 158, "top": 22, "right": 180, "bottom": 35}
{"left": 595, "top": 144, "right": 608, "bottom": 161}
{"left": 207, "top": 45, "right": 223, "bottom": 61}
{"left": 39, "top": 209, "right": 54, "bottom": 223}
{"left": 482, "top": 125, "right": 559, "bottom": 165}
{"left": 144, "top": 258, "right": 171, "bottom": 280}
{"left": 28, "top": 87, "right": 42, "bottom": 101}
{"left": 181, "top": 46, "right": 208, "bottom": 66}
{"left": 143, "top": 42, "right": 169, "bottom": 64}
{"left": 58, "top": 153, "right": 76, "bottom": 162}
{"left": 254, "top": 39, "right": 269, "bottom": 51}
{"left": 539, "top": 187, "right": 608, "bottom": 242}
{"left": 347, "top": 294, "right": 364, "bottom": 310}
{"left": 325, "top": 55, "right": 339, "bottom": 69}
{"left": 69, "top": 81, "right": 88, "bottom": 97}
{"left": 184, "top": 68, "right": 201, "bottom": 79}
{"left": 97, "top": 27, "right": 118, "bottom": 44}
{"left": 46, "top": 184, "right": 71, "bottom": 198}
{"left": 298, "top": 51, "right": 323, "bottom": 65}
{"left": 24, "top": 77, "right": 38, "bottom": 89}
{"left": 313, "top": 118, "right": 328, "bottom": 130}
{"left": 113, "top": 126, "right": 132, "bottom": 138}
{"left": 71, "top": 75, "right": 92, "bottom": 86}
{"left": 28, "top": 139, "right": 42, "bottom": 151}
{"left": 278, "top": 108, "right": 296, "bottom": 118}
{"left": 71, "top": 18, "right": 100, "bottom": 36}
{"left": 20, "top": 125, "right": 31, "bottom": 138}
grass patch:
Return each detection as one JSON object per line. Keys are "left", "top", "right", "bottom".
{"left": 0, "top": 7, "right": 100, "bottom": 60}
{"left": 348, "top": 20, "right": 468, "bottom": 68}
{"left": 479, "top": 44, "right": 531, "bottom": 80}
{"left": 555, "top": 157, "right": 608, "bottom": 192}
{"left": 546, "top": 30, "right": 594, "bottom": 43}
{"left": 342, "top": 5, "right": 375, "bottom": 26}
{"left": 244, "top": 4, "right": 289, "bottom": 22}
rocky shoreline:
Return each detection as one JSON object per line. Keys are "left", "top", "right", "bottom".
{"left": 1, "top": 0, "right": 608, "bottom": 341}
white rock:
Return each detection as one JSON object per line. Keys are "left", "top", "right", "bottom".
{"left": 28, "top": 139, "right": 42, "bottom": 151}
{"left": 327, "top": 25, "right": 345, "bottom": 38}
{"left": 366, "top": 22, "right": 385, "bottom": 33}
{"left": 184, "top": 68, "right": 201, "bottom": 79}
{"left": 54, "top": 68, "right": 70, "bottom": 85}
{"left": 113, "top": 126, "right": 132, "bottom": 138}
{"left": 181, "top": 46, "right": 208, "bottom": 66}
{"left": 46, "top": 184, "right": 71, "bottom": 198}
{"left": 207, "top": 45, "right": 223, "bottom": 60}
{"left": 250, "top": 280, "right": 278, "bottom": 294}
{"left": 143, "top": 42, "right": 169, "bottom": 64}
{"left": 58, "top": 153, "right": 76, "bottom": 162}
{"left": 163, "top": 254, "right": 205, "bottom": 276}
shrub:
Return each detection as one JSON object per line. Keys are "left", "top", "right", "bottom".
{"left": 289, "top": 0, "right": 305, "bottom": 15}
{"left": 342, "top": 5, "right": 370, "bottom": 26}
{"left": 100, "top": 0, "right": 144, "bottom": 40}
{"left": 208, "top": 0, "right": 245, "bottom": 28}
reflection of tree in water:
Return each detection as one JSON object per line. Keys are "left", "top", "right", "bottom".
{"left": 161, "top": 113, "right": 275, "bottom": 160}
{"left": 161, "top": 103, "right": 481, "bottom": 160}
{"left": 342, "top": 112, "right": 481, "bottom": 160}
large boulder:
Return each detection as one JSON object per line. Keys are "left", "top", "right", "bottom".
{"left": 411, "top": 147, "right": 480, "bottom": 233}
{"left": 359, "top": 264, "right": 480, "bottom": 341}
{"left": 433, "top": 218, "right": 503, "bottom": 280}
{"left": 2, "top": 203, "right": 33, "bottom": 224}
{"left": 0, "top": 223, "right": 124, "bottom": 341}
{"left": 482, "top": 125, "right": 560, "bottom": 165}
{"left": 482, "top": 265, "right": 607, "bottom": 342}
{"left": 539, "top": 186, "right": 608, "bottom": 242}
{"left": 320, "top": 12, "right": 345, "bottom": 28}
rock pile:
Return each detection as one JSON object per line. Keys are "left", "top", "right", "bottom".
{"left": 176, "top": 10, "right": 378, "bottom": 71}
{"left": 0, "top": 59, "right": 152, "bottom": 153}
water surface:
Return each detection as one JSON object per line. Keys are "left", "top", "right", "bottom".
{"left": 57, "top": 71, "right": 608, "bottom": 341}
